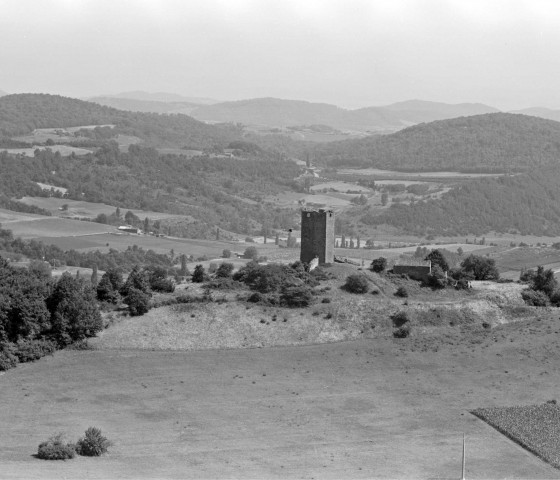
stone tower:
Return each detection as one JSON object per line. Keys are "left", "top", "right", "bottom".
{"left": 300, "top": 209, "right": 335, "bottom": 265}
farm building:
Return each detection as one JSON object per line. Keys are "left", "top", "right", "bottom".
{"left": 118, "top": 225, "right": 141, "bottom": 234}
{"left": 393, "top": 259, "right": 432, "bottom": 281}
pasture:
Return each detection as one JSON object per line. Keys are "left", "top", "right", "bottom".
{"left": 6, "top": 217, "right": 114, "bottom": 239}
{"left": 19, "top": 197, "right": 189, "bottom": 222}
{"left": 336, "top": 168, "right": 506, "bottom": 179}
{"left": 13, "top": 125, "right": 115, "bottom": 144}
{"left": 32, "top": 232, "right": 256, "bottom": 258}
{"left": 310, "top": 181, "right": 371, "bottom": 193}
{"left": 2, "top": 310, "right": 560, "bottom": 479}
{"left": 266, "top": 191, "right": 351, "bottom": 209}
{"left": 3, "top": 145, "right": 92, "bottom": 156}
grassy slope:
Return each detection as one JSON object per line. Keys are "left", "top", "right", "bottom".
{"left": 1, "top": 311, "right": 559, "bottom": 478}
{"left": 91, "top": 265, "right": 530, "bottom": 351}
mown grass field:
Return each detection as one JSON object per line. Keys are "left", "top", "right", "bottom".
{"left": 2, "top": 310, "right": 560, "bottom": 479}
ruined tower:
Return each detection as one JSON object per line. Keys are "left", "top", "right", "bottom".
{"left": 300, "top": 209, "right": 335, "bottom": 265}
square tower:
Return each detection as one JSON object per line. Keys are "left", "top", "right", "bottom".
{"left": 300, "top": 209, "right": 335, "bottom": 265}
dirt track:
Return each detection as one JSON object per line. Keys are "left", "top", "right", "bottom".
{"left": 2, "top": 313, "right": 560, "bottom": 479}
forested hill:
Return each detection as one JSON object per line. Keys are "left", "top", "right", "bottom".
{"left": 0, "top": 94, "right": 243, "bottom": 148}
{"left": 316, "top": 113, "right": 560, "bottom": 171}
{"left": 362, "top": 167, "right": 560, "bottom": 236}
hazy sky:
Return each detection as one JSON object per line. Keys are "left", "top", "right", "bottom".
{"left": 1, "top": 0, "right": 560, "bottom": 109}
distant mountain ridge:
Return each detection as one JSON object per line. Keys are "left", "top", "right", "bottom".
{"left": 509, "top": 107, "right": 560, "bottom": 123}
{"left": 0, "top": 90, "right": 7, "bottom": 97}
{"left": 86, "top": 96, "right": 201, "bottom": 115}
{"left": 188, "top": 97, "right": 499, "bottom": 133}
{"left": 98, "top": 91, "right": 219, "bottom": 105}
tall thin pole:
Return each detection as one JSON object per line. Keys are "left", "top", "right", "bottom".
{"left": 461, "top": 433, "right": 466, "bottom": 480}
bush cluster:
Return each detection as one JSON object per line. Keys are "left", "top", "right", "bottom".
{"left": 521, "top": 266, "right": 560, "bottom": 307}
{"left": 75, "top": 427, "right": 113, "bottom": 456}
{"left": 343, "top": 274, "right": 369, "bottom": 294}
{"left": 37, "top": 428, "right": 112, "bottom": 461}
{"left": 395, "top": 286, "right": 408, "bottom": 298}
{"left": 37, "top": 433, "right": 76, "bottom": 460}
{"left": 0, "top": 257, "right": 103, "bottom": 371}
{"left": 370, "top": 257, "right": 387, "bottom": 273}
{"left": 233, "top": 261, "right": 319, "bottom": 307}
{"left": 13, "top": 338, "right": 57, "bottom": 363}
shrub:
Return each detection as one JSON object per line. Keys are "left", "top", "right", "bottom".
{"left": 48, "top": 274, "right": 103, "bottom": 346}
{"left": 460, "top": 254, "right": 499, "bottom": 281}
{"left": 321, "top": 297, "right": 331, "bottom": 304}
{"left": 549, "top": 289, "right": 560, "bottom": 307}
{"left": 75, "top": 427, "right": 112, "bottom": 457}
{"left": 344, "top": 274, "right": 369, "bottom": 294}
{"left": 280, "top": 284, "right": 313, "bottom": 307}
{"left": 393, "top": 325, "right": 411, "bottom": 338}
{"left": 37, "top": 433, "right": 76, "bottom": 460}
{"left": 215, "top": 262, "right": 234, "bottom": 278}
{"left": 243, "top": 246, "right": 258, "bottom": 260}
{"left": 520, "top": 268, "right": 536, "bottom": 283}
{"left": 192, "top": 265, "right": 205, "bottom": 283}
{"left": 395, "top": 286, "right": 408, "bottom": 298}
{"left": 96, "top": 275, "right": 120, "bottom": 303}
{"left": 425, "top": 249, "right": 449, "bottom": 272}
{"left": 246, "top": 292, "right": 279, "bottom": 305}
{"left": 222, "top": 249, "right": 232, "bottom": 258}
{"left": 120, "top": 266, "right": 150, "bottom": 296}
{"left": 0, "top": 342, "right": 18, "bottom": 371}
{"left": 310, "top": 267, "right": 331, "bottom": 281}
{"left": 205, "top": 278, "right": 242, "bottom": 290}
{"left": 391, "top": 311, "right": 409, "bottom": 327}
{"left": 247, "top": 292, "right": 263, "bottom": 303}
{"left": 426, "top": 265, "right": 446, "bottom": 289}
{"left": 150, "top": 278, "right": 175, "bottom": 293}
{"left": 521, "top": 289, "right": 550, "bottom": 307}
{"left": 14, "top": 338, "right": 57, "bottom": 363}
{"left": 124, "top": 288, "right": 151, "bottom": 316}
{"left": 370, "top": 257, "right": 387, "bottom": 273}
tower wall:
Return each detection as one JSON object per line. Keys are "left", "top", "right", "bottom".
{"left": 300, "top": 209, "right": 335, "bottom": 264}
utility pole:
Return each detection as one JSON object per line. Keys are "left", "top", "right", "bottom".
{"left": 461, "top": 433, "right": 466, "bottom": 480}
